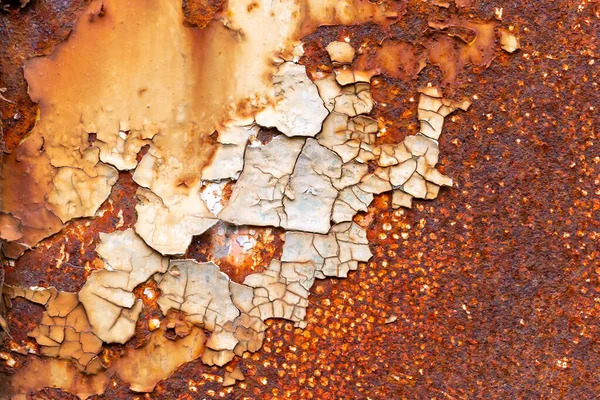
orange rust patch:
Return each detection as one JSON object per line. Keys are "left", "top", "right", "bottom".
{"left": 186, "top": 223, "right": 285, "bottom": 283}
{"left": 182, "top": 0, "right": 226, "bottom": 28}
{"left": 356, "top": 39, "right": 427, "bottom": 81}
{"left": 423, "top": 18, "right": 497, "bottom": 83}
{"left": 247, "top": 0, "right": 259, "bottom": 12}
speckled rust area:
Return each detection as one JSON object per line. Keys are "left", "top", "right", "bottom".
{"left": 1, "top": 0, "right": 599, "bottom": 398}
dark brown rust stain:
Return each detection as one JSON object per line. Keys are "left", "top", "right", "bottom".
{"left": 19, "top": 387, "right": 79, "bottom": 400}
{"left": 301, "top": 23, "right": 387, "bottom": 78}
{"left": 1, "top": 0, "right": 600, "bottom": 399}
{"left": 4, "top": 297, "right": 42, "bottom": 344}
{"left": 256, "top": 126, "right": 279, "bottom": 145}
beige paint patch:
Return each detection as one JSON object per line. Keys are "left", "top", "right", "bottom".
{"left": 134, "top": 186, "right": 218, "bottom": 256}
{"left": 157, "top": 260, "right": 241, "bottom": 332}
{"left": 223, "top": 366, "right": 245, "bottom": 386}
{"left": 201, "top": 120, "right": 258, "bottom": 181}
{"left": 7, "top": 357, "right": 108, "bottom": 400}
{"left": 5, "top": 286, "right": 104, "bottom": 374}
{"left": 417, "top": 87, "right": 471, "bottom": 140}
{"left": 47, "top": 163, "right": 118, "bottom": 223}
{"left": 112, "top": 323, "right": 206, "bottom": 393}
{"left": 219, "top": 136, "right": 344, "bottom": 234}
{"left": 255, "top": 62, "right": 329, "bottom": 138}
{"left": 318, "top": 113, "right": 378, "bottom": 163}
{"left": 326, "top": 41, "right": 356, "bottom": 64}
{"left": 218, "top": 135, "right": 305, "bottom": 228}
{"left": 78, "top": 229, "right": 169, "bottom": 343}
{"left": 282, "top": 138, "right": 342, "bottom": 233}
{"left": 281, "top": 222, "right": 372, "bottom": 279}
{"left": 499, "top": 28, "right": 520, "bottom": 53}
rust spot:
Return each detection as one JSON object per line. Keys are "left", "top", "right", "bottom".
{"left": 185, "top": 223, "right": 284, "bottom": 283}
{"left": 247, "top": 0, "right": 259, "bottom": 12}
{"left": 256, "top": 127, "right": 278, "bottom": 145}
{"left": 221, "top": 180, "right": 235, "bottom": 203}
{"left": 182, "top": 0, "right": 226, "bottom": 28}
{"left": 6, "top": 298, "right": 44, "bottom": 343}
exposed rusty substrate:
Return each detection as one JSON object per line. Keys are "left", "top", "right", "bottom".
{"left": 1, "top": 0, "right": 599, "bottom": 399}
{"left": 3, "top": 171, "right": 138, "bottom": 292}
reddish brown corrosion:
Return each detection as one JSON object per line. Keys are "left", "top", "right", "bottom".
{"left": 185, "top": 224, "right": 285, "bottom": 283}
{"left": 0, "top": 0, "right": 90, "bottom": 152}
{"left": 4, "top": 172, "right": 138, "bottom": 292}
{"left": 1, "top": 0, "right": 600, "bottom": 399}
{"left": 182, "top": 0, "right": 226, "bottom": 28}
{"left": 301, "top": 13, "right": 496, "bottom": 144}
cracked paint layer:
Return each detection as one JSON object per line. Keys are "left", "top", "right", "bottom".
{"left": 0, "top": 0, "right": 522, "bottom": 397}
{"left": 255, "top": 62, "right": 329, "bottom": 138}
{"left": 1, "top": 0, "right": 593, "bottom": 398}
{"left": 0, "top": 0, "right": 410, "bottom": 257}
{"left": 0, "top": 75, "right": 469, "bottom": 396}
{"left": 78, "top": 229, "right": 168, "bottom": 343}
{"left": 156, "top": 220, "right": 372, "bottom": 369}
{"left": 4, "top": 286, "right": 103, "bottom": 374}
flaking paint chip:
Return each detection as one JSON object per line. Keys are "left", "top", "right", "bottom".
{"left": 499, "top": 29, "right": 520, "bottom": 53}
{"left": 78, "top": 229, "right": 168, "bottom": 343}
{"left": 5, "top": 286, "right": 104, "bottom": 374}
{"left": 223, "top": 366, "right": 245, "bottom": 386}
{"left": 326, "top": 41, "right": 356, "bottom": 64}
{"left": 255, "top": 62, "right": 329, "bottom": 137}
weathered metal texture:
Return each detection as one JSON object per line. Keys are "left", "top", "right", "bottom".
{"left": 1, "top": 0, "right": 599, "bottom": 398}
{"left": 0, "top": 0, "right": 90, "bottom": 152}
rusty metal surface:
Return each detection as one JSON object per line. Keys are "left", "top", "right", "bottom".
{"left": 1, "top": 0, "right": 599, "bottom": 398}
{"left": 0, "top": 0, "right": 90, "bottom": 152}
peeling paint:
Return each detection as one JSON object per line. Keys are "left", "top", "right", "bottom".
{"left": 0, "top": 0, "right": 547, "bottom": 397}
